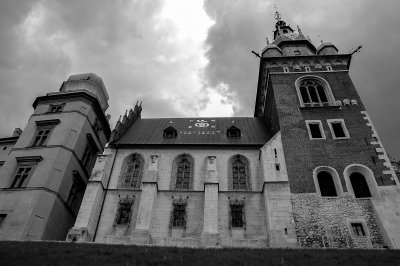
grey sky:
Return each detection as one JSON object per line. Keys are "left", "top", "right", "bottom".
{"left": 0, "top": 0, "right": 399, "bottom": 158}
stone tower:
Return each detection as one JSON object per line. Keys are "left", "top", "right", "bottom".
{"left": 254, "top": 10, "right": 400, "bottom": 248}
{"left": 0, "top": 73, "right": 111, "bottom": 240}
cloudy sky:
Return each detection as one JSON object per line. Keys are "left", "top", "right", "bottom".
{"left": 0, "top": 0, "right": 399, "bottom": 158}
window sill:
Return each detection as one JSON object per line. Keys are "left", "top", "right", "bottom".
{"left": 299, "top": 105, "right": 341, "bottom": 111}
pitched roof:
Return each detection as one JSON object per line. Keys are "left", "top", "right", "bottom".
{"left": 114, "top": 117, "right": 271, "bottom": 146}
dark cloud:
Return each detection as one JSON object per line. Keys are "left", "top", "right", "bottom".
{"left": 203, "top": 0, "right": 400, "bottom": 158}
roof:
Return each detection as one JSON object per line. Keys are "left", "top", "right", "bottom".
{"left": 67, "top": 73, "right": 109, "bottom": 100}
{"left": 114, "top": 117, "right": 271, "bottom": 146}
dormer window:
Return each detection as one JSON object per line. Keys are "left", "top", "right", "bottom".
{"left": 227, "top": 125, "right": 241, "bottom": 139}
{"left": 163, "top": 126, "right": 177, "bottom": 139}
{"left": 294, "top": 50, "right": 301, "bottom": 56}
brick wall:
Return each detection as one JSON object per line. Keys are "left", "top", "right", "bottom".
{"left": 269, "top": 71, "right": 392, "bottom": 193}
{"left": 292, "top": 193, "right": 384, "bottom": 248}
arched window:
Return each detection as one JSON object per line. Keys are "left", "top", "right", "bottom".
{"left": 229, "top": 155, "right": 250, "bottom": 191}
{"left": 313, "top": 166, "right": 343, "bottom": 197}
{"left": 118, "top": 153, "right": 144, "bottom": 189}
{"left": 317, "top": 171, "right": 337, "bottom": 196}
{"left": 295, "top": 76, "right": 335, "bottom": 107}
{"left": 350, "top": 172, "right": 371, "bottom": 198}
{"left": 171, "top": 154, "right": 194, "bottom": 190}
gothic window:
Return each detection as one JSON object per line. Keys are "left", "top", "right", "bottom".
{"left": 228, "top": 155, "right": 250, "bottom": 191}
{"left": 351, "top": 223, "right": 366, "bottom": 237}
{"left": 296, "top": 78, "right": 334, "bottom": 107}
{"left": 118, "top": 153, "right": 144, "bottom": 189}
{"left": 171, "top": 154, "right": 194, "bottom": 190}
{"left": 305, "top": 120, "right": 325, "bottom": 140}
{"left": 163, "top": 126, "right": 177, "bottom": 139}
{"left": 32, "top": 119, "right": 60, "bottom": 147}
{"left": 350, "top": 172, "right": 371, "bottom": 198}
{"left": 317, "top": 171, "right": 337, "bottom": 197}
{"left": 327, "top": 119, "right": 350, "bottom": 139}
{"left": 229, "top": 198, "right": 245, "bottom": 229}
{"left": 227, "top": 125, "right": 241, "bottom": 139}
{"left": 113, "top": 197, "right": 134, "bottom": 226}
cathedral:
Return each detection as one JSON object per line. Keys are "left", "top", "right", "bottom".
{"left": 1, "top": 11, "right": 400, "bottom": 249}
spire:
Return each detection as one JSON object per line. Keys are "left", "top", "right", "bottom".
{"left": 274, "top": 4, "right": 282, "bottom": 21}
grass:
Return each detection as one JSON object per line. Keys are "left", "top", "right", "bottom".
{"left": 0, "top": 241, "right": 400, "bottom": 265}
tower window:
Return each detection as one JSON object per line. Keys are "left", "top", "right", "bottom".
{"left": 327, "top": 119, "right": 350, "bottom": 139}
{"left": 317, "top": 171, "right": 337, "bottom": 197}
{"left": 67, "top": 171, "right": 86, "bottom": 216}
{"left": 299, "top": 79, "right": 330, "bottom": 107}
{"left": 32, "top": 119, "right": 60, "bottom": 147}
{"left": 10, "top": 166, "right": 33, "bottom": 188}
{"left": 283, "top": 67, "right": 289, "bottom": 73}
{"left": 305, "top": 66, "right": 311, "bottom": 72}
{"left": 0, "top": 214, "right": 6, "bottom": 229}
{"left": 294, "top": 50, "right": 301, "bottom": 56}
{"left": 351, "top": 223, "right": 366, "bottom": 236}
{"left": 326, "top": 65, "right": 333, "bottom": 71}
{"left": 305, "top": 120, "right": 325, "bottom": 140}
{"left": 350, "top": 172, "right": 371, "bottom": 198}
{"left": 48, "top": 104, "right": 65, "bottom": 113}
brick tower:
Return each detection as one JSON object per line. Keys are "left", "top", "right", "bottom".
{"left": 254, "top": 10, "right": 400, "bottom": 248}
{"left": 0, "top": 73, "right": 111, "bottom": 240}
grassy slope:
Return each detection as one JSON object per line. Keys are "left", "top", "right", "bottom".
{"left": 0, "top": 241, "right": 400, "bottom": 265}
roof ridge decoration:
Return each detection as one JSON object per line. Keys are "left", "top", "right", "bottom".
{"left": 110, "top": 101, "right": 142, "bottom": 143}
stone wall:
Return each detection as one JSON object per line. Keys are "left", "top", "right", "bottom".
{"left": 292, "top": 193, "right": 384, "bottom": 248}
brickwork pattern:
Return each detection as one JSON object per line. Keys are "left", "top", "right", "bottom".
{"left": 292, "top": 193, "right": 384, "bottom": 248}
{"left": 268, "top": 71, "right": 392, "bottom": 193}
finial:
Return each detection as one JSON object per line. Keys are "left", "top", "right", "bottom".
{"left": 318, "top": 35, "right": 324, "bottom": 43}
{"left": 266, "top": 37, "right": 270, "bottom": 45}
{"left": 170, "top": 121, "right": 173, "bottom": 124}
{"left": 297, "top": 25, "right": 302, "bottom": 34}
{"left": 139, "top": 101, "right": 142, "bottom": 107}
{"left": 135, "top": 101, "right": 138, "bottom": 106}
{"left": 125, "top": 110, "right": 128, "bottom": 116}
{"left": 274, "top": 4, "right": 282, "bottom": 21}
{"left": 118, "top": 115, "right": 122, "bottom": 122}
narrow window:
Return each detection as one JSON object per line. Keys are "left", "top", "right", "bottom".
{"left": 306, "top": 121, "right": 325, "bottom": 140}
{"left": 10, "top": 166, "right": 33, "bottom": 188}
{"left": 231, "top": 155, "right": 248, "bottom": 190}
{"left": 67, "top": 172, "right": 86, "bottom": 215}
{"left": 317, "top": 171, "right": 337, "bottom": 196}
{"left": 275, "top": 164, "right": 280, "bottom": 171}
{"left": 326, "top": 65, "right": 333, "bottom": 71}
{"left": 283, "top": 67, "right": 289, "bottom": 73}
{"left": 81, "top": 135, "right": 99, "bottom": 172}
{"left": 274, "top": 149, "right": 277, "bottom": 158}
{"left": 351, "top": 223, "right": 366, "bottom": 236}
{"left": 350, "top": 172, "right": 371, "bottom": 198}
{"left": 171, "top": 203, "right": 187, "bottom": 228}
{"left": 0, "top": 214, "right": 6, "bottom": 229}
{"left": 305, "top": 66, "right": 311, "bottom": 72}
{"left": 32, "top": 128, "right": 51, "bottom": 147}
{"left": 328, "top": 119, "right": 349, "bottom": 139}
{"left": 231, "top": 204, "right": 244, "bottom": 228}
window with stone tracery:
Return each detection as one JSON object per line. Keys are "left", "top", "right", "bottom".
{"left": 228, "top": 154, "right": 250, "bottom": 191}
{"left": 296, "top": 78, "right": 335, "bottom": 107}
{"left": 118, "top": 153, "right": 144, "bottom": 189}
{"left": 171, "top": 154, "right": 194, "bottom": 190}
